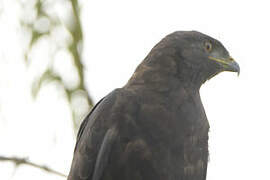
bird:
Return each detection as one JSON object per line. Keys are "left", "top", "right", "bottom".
{"left": 67, "top": 31, "right": 240, "bottom": 180}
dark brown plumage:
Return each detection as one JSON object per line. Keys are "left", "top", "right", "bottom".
{"left": 67, "top": 31, "right": 239, "bottom": 180}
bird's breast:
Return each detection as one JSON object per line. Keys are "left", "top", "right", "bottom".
{"left": 135, "top": 89, "right": 210, "bottom": 179}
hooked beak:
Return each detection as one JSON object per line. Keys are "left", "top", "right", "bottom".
{"left": 209, "top": 56, "right": 240, "bottom": 75}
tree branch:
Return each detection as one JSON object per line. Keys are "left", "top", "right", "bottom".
{"left": 0, "top": 155, "right": 67, "bottom": 178}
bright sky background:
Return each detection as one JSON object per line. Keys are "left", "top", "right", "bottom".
{"left": 1, "top": 0, "right": 270, "bottom": 180}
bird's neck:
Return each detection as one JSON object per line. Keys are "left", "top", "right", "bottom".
{"left": 126, "top": 56, "right": 212, "bottom": 92}
{"left": 177, "top": 64, "right": 208, "bottom": 90}
{"left": 125, "top": 63, "right": 204, "bottom": 94}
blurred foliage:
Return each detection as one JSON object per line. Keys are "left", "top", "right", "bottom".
{"left": 19, "top": 0, "right": 93, "bottom": 134}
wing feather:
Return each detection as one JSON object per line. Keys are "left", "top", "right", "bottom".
{"left": 74, "top": 97, "right": 105, "bottom": 152}
{"left": 68, "top": 90, "right": 118, "bottom": 180}
{"left": 92, "top": 127, "right": 118, "bottom": 180}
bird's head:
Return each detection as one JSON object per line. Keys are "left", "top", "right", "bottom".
{"left": 127, "top": 31, "right": 240, "bottom": 89}
{"left": 160, "top": 31, "right": 240, "bottom": 86}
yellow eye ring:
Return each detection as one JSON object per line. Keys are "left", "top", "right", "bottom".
{"left": 205, "top": 42, "right": 212, "bottom": 52}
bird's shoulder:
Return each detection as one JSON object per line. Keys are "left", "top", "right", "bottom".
{"left": 76, "top": 88, "right": 139, "bottom": 144}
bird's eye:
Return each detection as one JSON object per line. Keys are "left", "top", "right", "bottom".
{"left": 205, "top": 42, "right": 212, "bottom": 52}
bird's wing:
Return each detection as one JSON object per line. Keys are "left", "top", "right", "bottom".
{"left": 74, "top": 97, "right": 105, "bottom": 152}
{"left": 92, "top": 127, "right": 118, "bottom": 180}
{"left": 67, "top": 90, "right": 119, "bottom": 180}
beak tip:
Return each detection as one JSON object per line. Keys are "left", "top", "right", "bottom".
{"left": 236, "top": 63, "right": 240, "bottom": 76}
{"left": 229, "top": 60, "right": 240, "bottom": 76}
